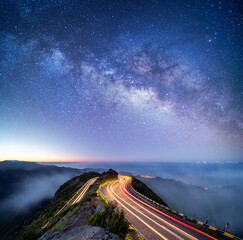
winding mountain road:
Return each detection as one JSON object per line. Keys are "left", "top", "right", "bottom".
{"left": 100, "top": 176, "right": 217, "bottom": 240}
{"left": 71, "top": 177, "right": 98, "bottom": 205}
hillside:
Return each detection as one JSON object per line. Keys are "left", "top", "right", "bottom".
{"left": 4, "top": 169, "right": 142, "bottom": 240}
{"left": 131, "top": 176, "right": 167, "bottom": 206}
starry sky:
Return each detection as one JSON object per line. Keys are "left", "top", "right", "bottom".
{"left": 0, "top": 0, "right": 242, "bottom": 162}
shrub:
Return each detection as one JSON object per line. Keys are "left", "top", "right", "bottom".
{"left": 87, "top": 201, "right": 129, "bottom": 239}
{"left": 21, "top": 229, "right": 41, "bottom": 240}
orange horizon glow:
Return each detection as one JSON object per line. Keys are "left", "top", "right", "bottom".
{"left": 0, "top": 158, "right": 92, "bottom": 163}
{"left": 0, "top": 157, "right": 144, "bottom": 163}
{"left": 0, "top": 154, "right": 160, "bottom": 163}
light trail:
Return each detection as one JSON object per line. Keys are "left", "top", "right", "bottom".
{"left": 122, "top": 177, "right": 217, "bottom": 240}
{"left": 120, "top": 177, "right": 198, "bottom": 240}
{"left": 42, "top": 177, "right": 98, "bottom": 229}
{"left": 110, "top": 180, "right": 185, "bottom": 240}
{"left": 72, "top": 177, "right": 97, "bottom": 204}
{"left": 105, "top": 180, "right": 169, "bottom": 240}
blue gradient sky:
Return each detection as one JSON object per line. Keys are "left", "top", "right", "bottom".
{"left": 0, "top": 0, "right": 242, "bottom": 162}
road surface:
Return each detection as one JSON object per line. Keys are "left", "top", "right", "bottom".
{"left": 100, "top": 176, "right": 217, "bottom": 240}
{"left": 42, "top": 177, "right": 98, "bottom": 229}
{"left": 71, "top": 177, "right": 98, "bottom": 205}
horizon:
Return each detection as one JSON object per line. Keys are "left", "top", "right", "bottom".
{"left": 1, "top": 159, "right": 243, "bottom": 164}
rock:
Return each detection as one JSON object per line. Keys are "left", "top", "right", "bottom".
{"left": 38, "top": 225, "right": 119, "bottom": 240}
{"left": 63, "top": 201, "right": 97, "bottom": 231}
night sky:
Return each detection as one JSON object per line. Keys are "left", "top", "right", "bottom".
{"left": 0, "top": 0, "right": 242, "bottom": 162}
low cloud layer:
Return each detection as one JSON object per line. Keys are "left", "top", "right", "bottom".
{"left": 1, "top": 173, "right": 74, "bottom": 212}
{"left": 0, "top": 169, "right": 79, "bottom": 224}
{"left": 139, "top": 176, "right": 243, "bottom": 236}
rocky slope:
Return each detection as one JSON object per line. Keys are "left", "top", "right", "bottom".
{"left": 38, "top": 225, "right": 119, "bottom": 240}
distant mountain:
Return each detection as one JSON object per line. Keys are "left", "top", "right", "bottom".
{"left": 0, "top": 161, "right": 81, "bottom": 226}
{"left": 138, "top": 175, "right": 243, "bottom": 237}
{"left": 0, "top": 160, "right": 81, "bottom": 172}
{"left": 0, "top": 160, "right": 47, "bottom": 170}
{"left": 80, "top": 167, "right": 107, "bottom": 173}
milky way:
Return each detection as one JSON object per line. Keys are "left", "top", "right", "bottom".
{"left": 0, "top": 0, "right": 242, "bottom": 161}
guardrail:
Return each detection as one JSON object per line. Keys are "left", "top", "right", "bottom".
{"left": 130, "top": 183, "right": 242, "bottom": 240}
{"left": 97, "top": 186, "right": 110, "bottom": 205}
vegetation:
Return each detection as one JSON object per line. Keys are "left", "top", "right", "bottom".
{"left": 7, "top": 170, "right": 140, "bottom": 240}
{"left": 49, "top": 171, "right": 100, "bottom": 207}
{"left": 131, "top": 176, "right": 168, "bottom": 206}
{"left": 96, "top": 169, "right": 118, "bottom": 185}
{"left": 7, "top": 172, "right": 100, "bottom": 240}
{"left": 87, "top": 201, "right": 129, "bottom": 239}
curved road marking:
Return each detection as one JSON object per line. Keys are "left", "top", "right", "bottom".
{"left": 72, "top": 177, "right": 97, "bottom": 204}
{"left": 106, "top": 181, "right": 169, "bottom": 240}
{"left": 110, "top": 180, "right": 184, "bottom": 240}
{"left": 42, "top": 177, "right": 98, "bottom": 229}
{"left": 122, "top": 177, "right": 217, "bottom": 240}
{"left": 120, "top": 177, "right": 198, "bottom": 240}
{"left": 107, "top": 180, "right": 185, "bottom": 240}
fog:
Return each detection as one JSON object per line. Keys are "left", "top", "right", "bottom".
{"left": 1, "top": 173, "right": 74, "bottom": 212}
{"left": 138, "top": 176, "right": 243, "bottom": 236}
{"left": 0, "top": 170, "right": 79, "bottom": 224}
{"left": 46, "top": 162, "right": 243, "bottom": 187}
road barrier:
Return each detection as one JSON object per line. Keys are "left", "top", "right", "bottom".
{"left": 130, "top": 183, "right": 242, "bottom": 240}
{"left": 97, "top": 186, "right": 110, "bottom": 205}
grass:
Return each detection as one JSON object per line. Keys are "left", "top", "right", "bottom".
{"left": 50, "top": 172, "right": 100, "bottom": 206}
{"left": 48, "top": 181, "right": 100, "bottom": 233}
{"left": 49, "top": 204, "right": 78, "bottom": 233}
{"left": 87, "top": 201, "right": 130, "bottom": 240}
